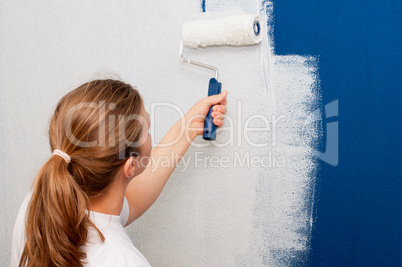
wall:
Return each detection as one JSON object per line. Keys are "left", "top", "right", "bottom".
{"left": 2, "top": 0, "right": 398, "bottom": 266}
{"left": 272, "top": 0, "right": 402, "bottom": 266}
{"left": 0, "top": 0, "right": 320, "bottom": 265}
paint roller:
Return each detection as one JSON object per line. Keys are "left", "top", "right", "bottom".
{"left": 180, "top": 14, "right": 263, "bottom": 141}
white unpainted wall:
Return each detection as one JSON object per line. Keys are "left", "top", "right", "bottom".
{"left": 0, "top": 1, "right": 321, "bottom": 266}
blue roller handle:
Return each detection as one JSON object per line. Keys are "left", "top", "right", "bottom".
{"left": 203, "top": 78, "right": 222, "bottom": 141}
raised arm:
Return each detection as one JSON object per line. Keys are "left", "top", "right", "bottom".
{"left": 125, "top": 91, "right": 228, "bottom": 225}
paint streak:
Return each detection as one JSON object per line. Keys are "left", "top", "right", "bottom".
{"left": 203, "top": 1, "right": 322, "bottom": 265}
{"left": 250, "top": 55, "right": 321, "bottom": 266}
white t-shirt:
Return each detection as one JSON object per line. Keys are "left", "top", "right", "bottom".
{"left": 11, "top": 192, "right": 152, "bottom": 267}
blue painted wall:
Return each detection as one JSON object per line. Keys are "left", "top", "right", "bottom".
{"left": 273, "top": 0, "right": 401, "bottom": 265}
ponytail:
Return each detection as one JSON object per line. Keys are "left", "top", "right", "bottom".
{"left": 19, "top": 79, "right": 143, "bottom": 266}
{"left": 19, "top": 155, "right": 103, "bottom": 267}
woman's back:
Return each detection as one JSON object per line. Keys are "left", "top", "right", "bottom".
{"left": 11, "top": 192, "right": 151, "bottom": 267}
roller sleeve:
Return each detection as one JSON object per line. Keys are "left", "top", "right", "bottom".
{"left": 182, "top": 14, "right": 263, "bottom": 49}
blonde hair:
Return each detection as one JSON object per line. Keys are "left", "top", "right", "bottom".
{"left": 20, "top": 79, "right": 144, "bottom": 266}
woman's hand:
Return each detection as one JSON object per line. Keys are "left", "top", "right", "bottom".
{"left": 184, "top": 91, "right": 228, "bottom": 140}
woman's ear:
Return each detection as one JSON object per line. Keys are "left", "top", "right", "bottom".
{"left": 123, "top": 157, "right": 136, "bottom": 178}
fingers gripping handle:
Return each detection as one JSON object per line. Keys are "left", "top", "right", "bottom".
{"left": 203, "top": 78, "right": 222, "bottom": 141}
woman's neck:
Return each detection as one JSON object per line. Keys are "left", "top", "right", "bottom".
{"left": 89, "top": 176, "right": 128, "bottom": 216}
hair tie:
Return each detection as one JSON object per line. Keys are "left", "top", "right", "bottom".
{"left": 53, "top": 149, "right": 71, "bottom": 163}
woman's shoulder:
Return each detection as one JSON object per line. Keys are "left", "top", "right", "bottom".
{"left": 83, "top": 232, "right": 150, "bottom": 267}
{"left": 11, "top": 192, "right": 33, "bottom": 266}
{"left": 83, "top": 203, "right": 151, "bottom": 267}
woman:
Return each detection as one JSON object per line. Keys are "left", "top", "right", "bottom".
{"left": 11, "top": 79, "right": 227, "bottom": 266}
